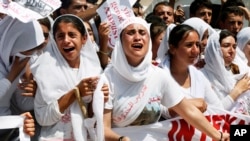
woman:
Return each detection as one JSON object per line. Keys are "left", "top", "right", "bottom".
{"left": 201, "top": 30, "right": 250, "bottom": 114}
{"left": 182, "top": 17, "right": 216, "bottom": 69}
{"left": 83, "top": 21, "right": 99, "bottom": 52}
{"left": 158, "top": 24, "right": 223, "bottom": 118}
{"left": 32, "top": 14, "right": 108, "bottom": 140}
{"left": 150, "top": 20, "right": 167, "bottom": 65}
{"left": 0, "top": 14, "right": 44, "bottom": 139}
{"left": 98, "top": 17, "right": 229, "bottom": 141}
{"left": 155, "top": 23, "right": 176, "bottom": 64}
{"left": 236, "top": 27, "right": 250, "bottom": 66}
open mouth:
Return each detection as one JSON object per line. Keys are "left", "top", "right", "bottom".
{"left": 63, "top": 47, "right": 75, "bottom": 52}
{"left": 132, "top": 43, "right": 143, "bottom": 49}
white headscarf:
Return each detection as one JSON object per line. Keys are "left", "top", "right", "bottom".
{"left": 202, "top": 32, "right": 235, "bottom": 95}
{"left": 103, "top": 17, "right": 157, "bottom": 127}
{"left": 110, "top": 17, "right": 152, "bottom": 82}
{"left": 155, "top": 23, "right": 176, "bottom": 64}
{"left": 182, "top": 17, "right": 216, "bottom": 41}
{"left": 236, "top": 27, "right": 250, "bottom": 64}
{"left": 0, "top": 16, "right": 44, "bottom": 75}
{"left": 202, "top": 31, "right": 250, "bottom": 114}
{"left": 31, "top": 14, "right": 103, "bottom": 141}
{"left": 237, "top": 27, "right": 250, "bottom": 51}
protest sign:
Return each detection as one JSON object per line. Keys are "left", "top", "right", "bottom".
{"left": 0, "top": 0, "right": 61, "bottom": 22}
{"left": 97, "top": 0, "right": 135, "bottom": 48}
{"left": 113, "top": 106, "right": 250, "bottom": 141}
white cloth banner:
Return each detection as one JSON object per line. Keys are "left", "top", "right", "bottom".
{"left": 0, "top": 115, "right": 29, "bottom": 141}
{"left": 0, "top": 0, "right": 61, "bottom": 23}
{"left": 113, "top": 106, "right": 250, "bottom": 141}
{"left": 97, "top": 0, "right": 135, "bottom": 48}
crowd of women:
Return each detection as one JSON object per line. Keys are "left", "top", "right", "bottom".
{"left": 1, "top": 0, "right": 250, "bottom": 140}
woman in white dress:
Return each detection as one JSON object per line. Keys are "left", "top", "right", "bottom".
{"left": 32, "top": 14, "right": 108, "bottom": 140}
{"left": 159, "top": 24, "right": 223, "bottom": 119}
{"left": 98, "top": 16, "right": 229, "bottom": 141}
{"left": 201, "top": 30, "right": 250, "bottom": 114}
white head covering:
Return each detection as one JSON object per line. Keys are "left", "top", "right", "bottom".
{"left": 31, "top": 14, "right": 103, "bottom": 141}
{"left": 203, "top": 32, "right": 235, "bottom": 95}
{"left": 0, "top": 16, "right": 44, "bottom": 75}
{"left": 110, "top": 16, "right": 152, "bottom": 82}
{"left": 236, "top": 27, "right": 250, "bottom": 64}
{"left": 155, "top": 23, "right": 176, "bottom": 64}
{"left": 182, "top": 17, "right": 216, "bottom": 41}
{"left": 237, "top": 27, "right": 250, "bottom": 51}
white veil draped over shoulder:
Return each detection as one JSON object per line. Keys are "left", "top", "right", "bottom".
{"left": 31, "top": 14, "right": 103, "bottom": 141}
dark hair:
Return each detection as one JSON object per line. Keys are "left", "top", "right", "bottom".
{"left": 87, "top": 0, "right": 98, "bottom": 4}
{"left": 190, "top": 0, "right": 213, "bottom": 16}
{"left": 153, "top": 1, "right": 173, "bottom": 14}
{"left": 146, "top": 14, "right": 165, "bottom": 23}
{"left": 221, "top": 0, "right": 245, "bottom": 11}
{"left": 150, "top": 21, "right": 167, "bottom": 41}
{"left": 133, "top": 0, "right": 143, "bottom": 8}
{"left": 169, "top": 24, "right": 199, "bottom": 47}
{"left": 53, "top": 15, "right": 86, "bottom": 38}
{"left": 219, "top": 29, "right": 237, "bottom": 44}
{"left": 60, "top": 0, "right": 72, "bottom": 9}
{"left": 84, "top": 20, "right": 96, "bottom": 41}
{"left": 219, "top": 6, "right": 244, "bottom": 22}
{"left": 38, "top": 17, "right": 51, "bottom": 31}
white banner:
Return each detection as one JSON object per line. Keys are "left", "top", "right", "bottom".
{"left": 97, "top": 0, "right": 135, "bottom": 48}
{"left": 113, "top": 106, "right": 250, "bottom": 141}
{"left": 0, "top": 115, "right": 29, "bottom": 141}
{"left": 0, "top": 0, "right": 61, "bottom": 23}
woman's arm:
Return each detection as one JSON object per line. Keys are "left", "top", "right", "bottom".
{"left": 35, "top": 77, "right": 99, "bottom": 126}
{"left": 97, "top": 22, "right": 111, "bottom": 69}
{"left": 103, "top": 109, "right": 130, "bottom": 141}
{"left": 229, "top": 74, "right": 250, "bottom": 100}
{"left": 172, "top": 98, "right": 229, "bottom": 141}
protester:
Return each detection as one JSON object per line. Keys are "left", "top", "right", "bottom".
{"left": 189, "top": 0, "right": 213, "bottom": 24}
{"left": 54, "top": 0, "right": 110, "bottom": 70}
{"left": 155, "top": 23, "right": 176, "bottom": 64}
{"left": 218, "top": 6, "right": 244, "bottom": 35}
{"left": 98, "top": 16, "right": 229, "bottom": 141}
{"left": 31, "top": 14, "right": 108, "bottom": 140}
{"left": 150, "top": 18, "right": 167, "bottom": 64}
{"left": 83, "top": 21, "right": 99, "bottom": 52}
{"left": 132, "top": 0, "right": 144, "bottom": 18}
{"left": 53, "top": 0, "right": 103, "bottom": 21}
{"left": 236, "top": 27, "right": 250, "bottom": 66}
{"left": 9, "top": 17, "right": 52, "bottom": 141}
{"left": 0, "top": 15, "right": 44, "bottom": 140}
{"left": 201, "top": 30, "right": 250, "bottom": 114}
{"left": 152, "top": 1, "right": 175, "bottom": 26}
{"left": 158, "top": 24, "right": 224, "bottom": 118}
{"left": 182, "top": 17, "right": 216, "bottom": 69}
{"left": 37, "top": 17, "right": 51, "bottom": 47}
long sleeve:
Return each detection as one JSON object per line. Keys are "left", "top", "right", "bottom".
{"left": 221, "top": 95, "right": 235, "bottom": 110}
{"left": 203, "top": 77, "right": 224, "bottom": 109}
{"left": 0, "top": 78, "right": 11, "bottom": 99}
{"left": 212, "top": 87, "right": 235, "bottom": 110}
{"left": 34, "top": 88, "right": 63, "bottom": 126}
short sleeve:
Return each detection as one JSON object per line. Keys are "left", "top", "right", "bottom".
{"left": 159, "top": 69, "right": 185, "bottom": 108}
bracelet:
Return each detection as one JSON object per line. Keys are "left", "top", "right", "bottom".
{"left": 219, "top": 131, "right": 223, "bottom": 141}
{"left": 74, "top": 87, "right": 88, "bottom": 118}
{"left": 99, "top": 50, "right": 109, "bottom": 55}
{"left": 118, "top": 136, "right": 125, "bottom": 141}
